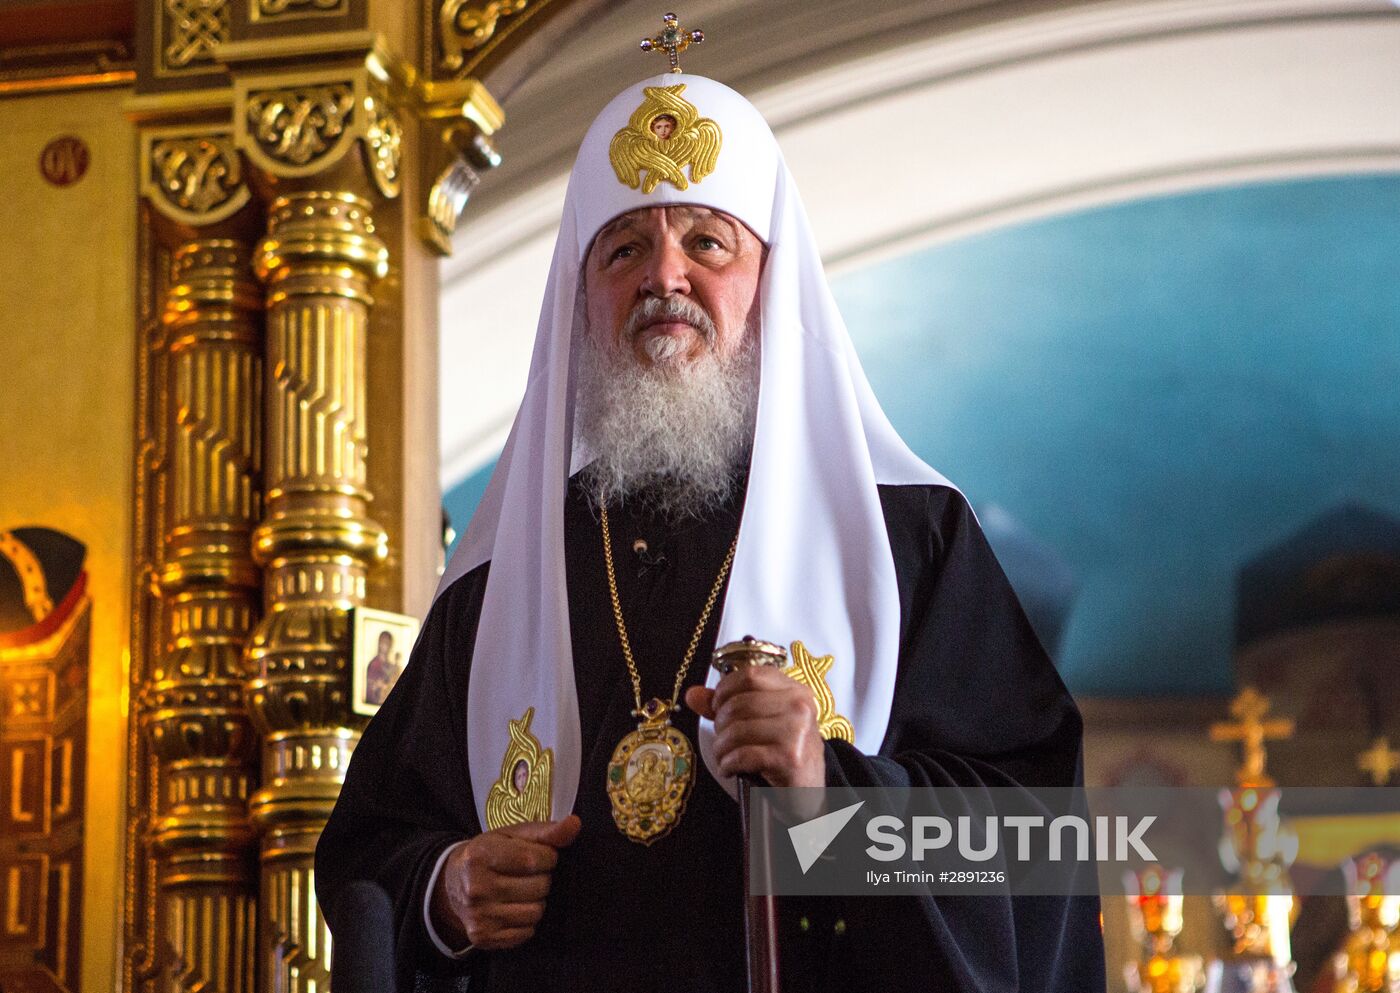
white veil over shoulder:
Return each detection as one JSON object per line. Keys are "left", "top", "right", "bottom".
{"left": 436, "top": 74, "right": 954, "bottom": 827}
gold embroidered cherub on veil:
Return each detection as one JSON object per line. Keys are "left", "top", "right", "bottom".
{"left": 785, "top": 642, "right": 855, "bottom": 743}
{"left": 484, "top": 706, "right": 555, "bottom": 829}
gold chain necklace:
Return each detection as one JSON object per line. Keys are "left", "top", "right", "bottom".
{"left": 599, "top": 504, "right": 737, "bottom": 844}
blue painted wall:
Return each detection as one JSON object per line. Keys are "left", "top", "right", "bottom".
{"left": 443, "top": 174, "right": 1400, "bottom": 696}
{"left": 443, "top": 461, "right": 494, "bottom": 553}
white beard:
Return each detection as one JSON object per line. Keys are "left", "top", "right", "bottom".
{"left": 575, "top": 299, "right": 759, "bottom": 520}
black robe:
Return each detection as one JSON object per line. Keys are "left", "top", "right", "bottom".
{"left": 315, "top": 478, "right": 1106, "bottom": 992}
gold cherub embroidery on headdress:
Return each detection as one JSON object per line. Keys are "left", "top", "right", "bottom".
{"left": 609, "top": 84, "right": 721, "bottom": 194}
{"left": 485, "top": 706, "right": 555, "bottom": 829}
{"left": 784, "top": 641, "right": 855, "bottom": 743}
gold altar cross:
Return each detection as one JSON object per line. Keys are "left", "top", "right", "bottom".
{"left": 1208, "top": 686, "right": 1295, "bottom": 787}
{"left": 640, "top": 12, "right": 704, "bottom": 73}
{"left": 1358, "top": 736, "right": 1400, "bottom": 786}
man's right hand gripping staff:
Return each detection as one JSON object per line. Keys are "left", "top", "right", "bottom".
{"left": 429, "top": 816, "right": 582, "bottom": 953}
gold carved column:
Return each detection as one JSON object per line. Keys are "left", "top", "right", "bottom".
{"left": 243, "top": 186, "right": 388, "bottom": 991}
{"left": 215, "top": 35, "right": 509, "bottom": 981}
{"left": 123, "top": 0, "right": 544, "bottom": 987}
{"left": 129, "top": 120, "right": 264, "bottom": 993}
{"left": 148, "top": 235, "right": 263, "bottom": 993}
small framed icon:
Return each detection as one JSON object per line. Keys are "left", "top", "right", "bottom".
{"left": 351, "top": 606, "right": 421, "bottom": 717}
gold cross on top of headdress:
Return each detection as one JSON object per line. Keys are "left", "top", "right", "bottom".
{"left": 640, "top": 12, "right": 704, "bottom": 74}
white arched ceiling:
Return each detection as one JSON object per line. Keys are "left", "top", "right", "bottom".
{"left": 439, "top": 0, "right": 1400, "bottom": 490}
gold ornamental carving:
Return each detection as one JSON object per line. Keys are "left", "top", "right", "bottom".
{"left": 233, "top": 69, "right": 411, "bottom": 189}
{"left": 421, "top": 120, "right": 498, "bottom": 255}
{"left": 418, "top": 79, "right": 503, "bottom": 255}
{"left": 223, "top": 48, "right": 505, "bottom": 256}
{"left": 125, "top": 212, "right": 167, "bottom": 993}
{"left": 245, "top": 190, "right": 388, "bottom": 993}
{"left": 245, "top": 83, "right": 356, "bottom": 170}
{"left": 253, "top": 0, "right": 348, "bottom": 21}
{"left": 363, "top": 97, "right": 404, "bottom": 199}
{"left": 424, "top": 153, "right": 479, "bottom": 253}
{"left": 124, "top": 27, "right": 505, "bottom": 984}
{"left": 438, "top": 0, "right": 533, "bottom": 71}
{"left": 143, "top": 131, "right": 251, "bottom": 226}
{"left": 160, "top": 0, "right": 230, "bottom": 73}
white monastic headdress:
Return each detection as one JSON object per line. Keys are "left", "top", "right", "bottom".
{"left": 436, "top": 71, "right": 953, "bottom": 828}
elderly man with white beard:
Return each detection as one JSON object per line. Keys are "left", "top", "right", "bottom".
{"left": 577, "top": 206, "right": 764, "bottom": 526}
{"left": 316, "top": 44, "right": 1105, "bottom": 993}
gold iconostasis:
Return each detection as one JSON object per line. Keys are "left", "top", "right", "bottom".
{"left": 2, "top": 2, "right": 1399, "bottom": 992}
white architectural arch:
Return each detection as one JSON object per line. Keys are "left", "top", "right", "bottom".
{"left": 440, "top": 0, "right": 1400, "bottom": 490}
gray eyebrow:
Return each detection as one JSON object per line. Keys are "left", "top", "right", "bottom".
{"left": 595, "top": 206, "right": 732, "bottom": 241}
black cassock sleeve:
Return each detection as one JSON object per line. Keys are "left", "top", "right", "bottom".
{"left": 315, "top": 566, "right": 490, "bottom": 991}
{"left": 783, "top": 484, "right": 1105, "bottom": 993}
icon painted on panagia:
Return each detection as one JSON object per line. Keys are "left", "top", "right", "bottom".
{"left": 350, "top": 606, "right": 421, "bottom": 717}
{"left": 784, "top": 641, "right": 855, "bottom": 743}
{"left": 606, "top": 700, "right": 695, "bottom": 845}
{"left": 626, "top": 745, "right": 671, "bottom": 804}
{"left": 609, "top": 84, "right": 721, "bottom": 194}
{"left": 485, "top": 707, "right": 555, "bottom": 830}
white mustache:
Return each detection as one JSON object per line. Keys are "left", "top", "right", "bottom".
{"left": 622, "top": 295, "right": 718, "bottom": 345}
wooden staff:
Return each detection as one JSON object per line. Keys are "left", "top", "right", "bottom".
{"left": 712, "top": 636, "right": 787, "bottom": 993}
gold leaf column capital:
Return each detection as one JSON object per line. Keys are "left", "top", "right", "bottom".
{"left": 142, "top": 130, "right": 252, "bottom": 228}
{"left": 230, "top": 61, "right": 406, "bottom": 202}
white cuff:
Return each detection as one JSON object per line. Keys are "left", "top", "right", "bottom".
{"left": 423, "top": 840, "right": 474, "bottom": 959}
